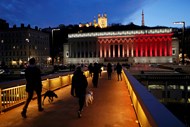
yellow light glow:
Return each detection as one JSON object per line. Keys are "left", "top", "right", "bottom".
{"left": 11, "top": 61, "right": 17, "bottom": 65}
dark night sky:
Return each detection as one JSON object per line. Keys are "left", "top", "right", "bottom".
{"left": 0, "top": 0, "right": 189, "bottom": 28}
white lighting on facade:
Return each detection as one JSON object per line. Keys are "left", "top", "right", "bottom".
{"left": 68, "top": 28, "right": 172, "bottom": 38}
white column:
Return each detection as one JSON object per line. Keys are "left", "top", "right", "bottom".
{"left": 100, "top": 42, "right": 102, "bottom": 58}
{"left": 79, "top": 42, "right": 81, "bottom": 57}
{"left": 131, "top": 43, "right": 134, "bottom": 57}
{"left": 127, "top": 43, "right": 129, "bottom": 57}
{"left": 87, "top": 42, "right": 89, "bottom": 57}
{"left": 122, "top": 44, "right": 124, "bottom": 57}
{"left": 104, "top": 43, "right": 107, "bottom": 57}
{"left": 113, "top": 44, "right": 115, "bottom": 58}
{"left": 96, "top": 42, "right": 99, "bottom": 57}
{"left": 118, "top": 44, "right": 120, "bottom": 57}
{"left": 109, "top": 44, "right": 111, "bottom": 57}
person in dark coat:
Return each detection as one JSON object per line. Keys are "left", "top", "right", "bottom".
{"left": 92, "top": 63, "right": 99, "bottom": 88}
{"left": 71, "top": 66, "right": 88, "bottom": 118}
{"left": 21, "top": 58, "right": 43, "bottom": 118}
{"left": 107, "top": 63, "right": 112, "bottom": 80}
{"left": 98, "top": 63, "right": 103, "bottom": 77}
{"left": 88, "top": 63, "right": 93, "bottom": 77}
{"left": 116, "top": 62, "right": 122, "bottom": 81}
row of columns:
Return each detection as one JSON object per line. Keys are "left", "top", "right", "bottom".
{"left": 133, "top": 41, "right": 172, "bottom": 57}
{"left": 99, "top": 36, "right": 172, "bottom": 58}
{"left": 70, "top": 41, "right": 99, "bottom": 58}
{"left": 68, "top": 34, "right": 173, "bottom": 58}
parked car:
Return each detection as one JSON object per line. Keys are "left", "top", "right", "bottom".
{"left": 0, "top": 69, "right": 5, "bottom": 74}
{"left": 20, "top": 69, "right": 25, "bottom": 75}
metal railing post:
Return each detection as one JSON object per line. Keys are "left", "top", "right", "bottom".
{"left": 0, "top": 88, "right": 2, "bottom": 113}
{"left": 59, "top": 76, "right": 62, "bottom": 87}
{"left": 47, "top": 78, "right": 50, "bottom": 90}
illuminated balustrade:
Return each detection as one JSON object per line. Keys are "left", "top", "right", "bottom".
{"left": 122, "top": 69, "right": 185, "bottom": 127}
{"left": 0, "top": 71, "right": 89, "bottom": 113}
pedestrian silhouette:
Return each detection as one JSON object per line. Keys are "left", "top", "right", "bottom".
{"left": 21, "top": 58, "right": 43, "bottom": 118}
{"left": 71, "top": 66, "right": 88, "bottom": 118}
{"left": 92, "top": 63, "right": 99, "bottom": 88}
{"left": 88, "top": 63, "right": 93, "bottom": 77}
{"left": 98, "top": 63, "right": 103, "bottom": 77}
{"left": 107, "top": 63, "right": 112, "bottom": 80}
{"left": 116, "top": 62, "right": 122, "bottom": 81}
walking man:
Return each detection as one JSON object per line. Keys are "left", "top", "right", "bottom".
{"left": 107, "top": 63, "right": 112, "bottom": 80}
{"left": 71, "top": 66, "right": 88, "bottom": 118}
{"left": 92, "top": 63, "right": 99, "bottom": 88}
{"left": 21, "top": 58, "right": 43, "bottom": 118}
{"left": 116, "top": 62, "right": 122, "bottom": 81}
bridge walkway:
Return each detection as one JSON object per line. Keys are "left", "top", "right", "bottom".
{"left": 0, "top": 71, "right": 139, "bottom": 127}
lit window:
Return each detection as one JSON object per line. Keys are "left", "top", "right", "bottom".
{"left": 172, "top": 48, "right": 176, "bottom": 55}
{"left": 66, "top": 51, "right": 69, "bottom": 58}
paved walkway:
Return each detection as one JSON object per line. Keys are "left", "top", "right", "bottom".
{"left": 0, "top": 71, "right": 139, "bottom": 127}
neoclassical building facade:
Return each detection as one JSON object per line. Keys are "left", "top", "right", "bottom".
{"left": 64, "top": 28, "right": 179, "bottom": 64}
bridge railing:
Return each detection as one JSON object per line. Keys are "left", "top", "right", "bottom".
{"left": 0, "top": 71, "right": 89, "bottom": 113}
{"left": 122, "top": 68, "right": 185, "bottom": 127}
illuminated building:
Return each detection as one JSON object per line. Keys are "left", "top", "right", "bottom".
{"left": 79, "top": 13, "right": 108, "bottom": 28}
{"left": 0, "top": 24, "right": 50, "bottom": 66}
{"left": 64, "top": 28, "right": 179, "bottom": 64}
{"left": 97, "top": 13, "right": 107, "bottom": 28}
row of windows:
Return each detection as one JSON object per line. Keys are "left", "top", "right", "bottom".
{"left": 1, "top": 45, "right": 27, "bottom": 50}
{"left": 1, "top": 49, "right": 48, "bottom": 56}
{"left": 1, "top": 51, "right": 27, "bottom": 56}
{"left": 1, "top": 51, "right": 26, "bottom": 56}
{"left": 1, "top": 40, "right": 48, "bottom": 45}
{"left": 0, "top": 32, "right": 49, "bottom": 40}
{"left": 0, "top": 32, "right": 24, "bottom": 38}
{"left": 1, "top": 45, "right": 48, "bottom": 50}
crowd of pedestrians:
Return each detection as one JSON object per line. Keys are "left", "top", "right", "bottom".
{"left": 21, "top": 58, "right": 123, "bottom": 119}
{"left": 71, "top": 62, "right": 123, "bottom": 118}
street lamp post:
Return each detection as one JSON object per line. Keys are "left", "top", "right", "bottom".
{"left": 51, "top": 28, "right": 60, "bottom": 65}
{"left": 173, "top": 21, "right": 185, "bottom": 65}
{"left": 25, "top": 38, "right": 30, "bottom": 61}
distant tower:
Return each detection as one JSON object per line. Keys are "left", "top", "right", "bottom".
{"left": 141, "top": 10, "right": 145, "bottom": 26}
{"left": 93, "top": 16, "right": 98, "bottom": 27}
{"left": 98, "top": 13, "right": 107, "bottom": 28}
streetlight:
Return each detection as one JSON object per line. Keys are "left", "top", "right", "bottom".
{"left": 173, "top": 21, "right": 185, "bottom": 65}
{"left": 25, "top": 38, "right": 30, "bottom": 61}
{"left": 51, "top": 28, "right": 60, "bottom": 65}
